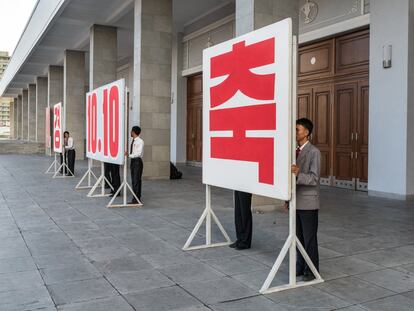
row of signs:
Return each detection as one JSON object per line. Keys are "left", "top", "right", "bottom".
{"left": 45, "top": 19, "right": 292, "bottom": 200}
{"left": 48, "top": 79, "right": 125, "bottom": 165}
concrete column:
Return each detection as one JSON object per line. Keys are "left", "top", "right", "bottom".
{"left": 170, "top": 31, "right": 186, "bottom": 164}
{"left": 369, "top": 0, "right": 414, "bottom": 199}
{"left": 47, "top": 65, "right": 63, "bottom": 155}
{"left": 89, "top": 25, "right": 117, "bottom": 89}
{"left": 64, "top": 50, "right": 86, "bottom": 159}
{"left": 133, "top": 0, "right": 172, "bottom": 179}
{"left": 36, "top": 77, "right": 48, "bottom": 142}
{"left": 235, "top": 0, "right": 299, "bottom": 208}
{"left": 9, "top": 101, "right": 15, "bottom": 139}
{"left": 22, "top": 89, "right": 28, "bottom": 140}
{"left": 28, "top": 84, "right": 36, "bottom": 141}
{"left": 17, "top": 95, "right": 22, "bottom": 139}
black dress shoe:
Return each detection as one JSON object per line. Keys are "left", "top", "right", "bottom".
{"left": 229, "top": 241, "right": 238, "bottom": 248}
{"left": 296, "top": 271, "right": 304, "bottom": 277}
{"left": 235, "top": 245, "right": 251, "bottom": 250}
{"left": 302, "top": 273, "right": 315, "bottom": 282}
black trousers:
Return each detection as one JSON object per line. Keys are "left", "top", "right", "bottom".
{"left": 67, "top": 149, "right": 75, "bottom": 175}
{"left": 296, "top": 210, "right": 319, "bottom": 275}
{"left": 59, "top": 152, "right": 74, "bottom": 174}
{"left": 59, "top": 153, "right": 65, "bottom": 173}
{"left": 111, "top": 164, "right": 121, "bottom": 193}
{"left": 130, "top": 158, "right": 143, "bottom": 201}
{"left": 104, "top": 162, "right": 112, "bottom": 187}
{"left": 234, "top": 191, "right": 253, "bottom": 247}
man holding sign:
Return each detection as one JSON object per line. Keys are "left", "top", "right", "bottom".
{"left": 64, "top": 131, "right": 75, "bottom": 176}
{"left": 285, "top": 118, "right": 321, "bottom": 281}
{"left": 126, "top": 126, "right": 144, "bottom": 204}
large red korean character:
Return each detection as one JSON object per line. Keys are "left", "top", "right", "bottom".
{"left": 210, "top": 103, "right": 276, "bottom": 185}
{"left": 210, "top": 38, "right": 275, "bottom": 107}
{"left": 54, "top": 106, "right": 61, "bottom": 150}
{"left": 209, "top": 38, "right": 276, "bottom": 185}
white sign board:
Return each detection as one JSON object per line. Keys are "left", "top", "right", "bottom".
{"left": 86, "top": 79, "right": 125, "bottom": 165}
{"left": 53, "top": 102, "right": 63, "bottom": 153}
{"left": 202, "top": 19, "right": 292, "bottom": 200}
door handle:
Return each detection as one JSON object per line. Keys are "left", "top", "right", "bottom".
{"left": 355, "top": 133, "right": 358, "bottom": 141}
{"left": 355, "top": 152, "right": 358, "bottom": 159}
{"left": 351, "top": 133, "right": 354, "bottom": 141}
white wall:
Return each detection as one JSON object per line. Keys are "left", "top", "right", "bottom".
{"left": 368, "top": 0, "right": 414, "bottom": 199}
{"left": 406, "top": 1, "right": 414, "bottom": 197}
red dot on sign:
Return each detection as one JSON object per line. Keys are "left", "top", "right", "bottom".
{"left": 98, "top": 139, "right": 101, "bottom": 152}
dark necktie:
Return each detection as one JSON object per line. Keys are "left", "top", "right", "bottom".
{"left": 130, "top": 140, "right": 134, "bottom": 154}
{"left": 296, "top": 146, "right": 301, "bottom": 159}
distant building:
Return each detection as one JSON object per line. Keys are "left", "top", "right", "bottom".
{"left": 0, "top": 51, "right": 10, "bottom": 79}
{"left": 0, "top": 51, "right": 12, "bottom": 133}
{"left": 0, "top": 97, "right": 11, "bottom": 127}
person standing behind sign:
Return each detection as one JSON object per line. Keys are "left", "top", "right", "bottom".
{"left": 104, "top": 163, "right": 112, "bottom": 189}
{"left": 64, "top": 131, "right": 75, "bottom": 176}
{"left": 126, "top": 126, "right": 144, "bottom": 204}
{"left": 230, "top": 191, "right": 253, "bottom": 250}
{"left": 110, "top": 164, "right": 121, "bottom": 197}
{"left": 285, "top": 118, "right": 321, "bottom": 282}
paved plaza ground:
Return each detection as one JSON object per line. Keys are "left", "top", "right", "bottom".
{"left": 0, "top": 154, "right": 414, "bottom": 310}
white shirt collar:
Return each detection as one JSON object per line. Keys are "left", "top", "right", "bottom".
{"left": 298, "top": 140, "right": 309, "bottom": 151}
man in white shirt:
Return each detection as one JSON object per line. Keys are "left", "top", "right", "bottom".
{"left": 126, "top": 126, "right": 144, "bottom": 204}
{"left": 64, "top": 131, "right": 75, "bottom": 176}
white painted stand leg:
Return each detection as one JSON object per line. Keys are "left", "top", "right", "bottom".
{"left": 53, "top": 152, "right": 74, "bottom": 178}
{"left": 107, "top": 155, "right": 143, "bottom": 208}
{"left": 87, "top": 162, "right": 113, "bottom": 197}
{"left": 259, "top": 194, "right": 324, "bottom": 294}
{"left": 45, "top": 153, "right": 59, "bottom": 174}
{"left": 183, "top": 185, "right": 232, "bottom": 251}
{"left": 75, "top": 158, "right": 98, "bottom": 190}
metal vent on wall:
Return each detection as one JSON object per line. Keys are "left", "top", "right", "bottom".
{"left": 320, "top": 176, "right": 332, "bottom": 186}
{"left": 356, "top": 179, "right": 368, "bottom": 191}
{"left": 333, "top": 177, "right": 355, "bottom": 190}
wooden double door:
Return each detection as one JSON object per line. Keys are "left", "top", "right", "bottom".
{"left": 297, "top": 28, "right": 369, "bottom": 190}
{"left": 298, "top": 80, "right": 369, "bottom": 190}
{"left": 186, "top": 74, "right": 203, "bottom": 163}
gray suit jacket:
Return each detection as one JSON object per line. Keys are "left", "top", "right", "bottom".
{"left": 296, "top": 142, "right": 321, "bottom": 210}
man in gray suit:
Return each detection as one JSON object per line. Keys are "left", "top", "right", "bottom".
{"left": 285, "top": 118, "right": 321, "bottom": 281}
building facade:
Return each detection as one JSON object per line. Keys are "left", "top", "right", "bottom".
{"left": 0, "top": 51, "right": 13, "bottom": 137}
{"left": 0, "top": 0, "right": 413, "bottom": 200}
{"left": 0, "top": 51, "right": 10, "bottom": 78}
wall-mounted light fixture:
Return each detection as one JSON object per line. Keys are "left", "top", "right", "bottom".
{"left": 383, "top": 45, "right": 392, "bottom": 69}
